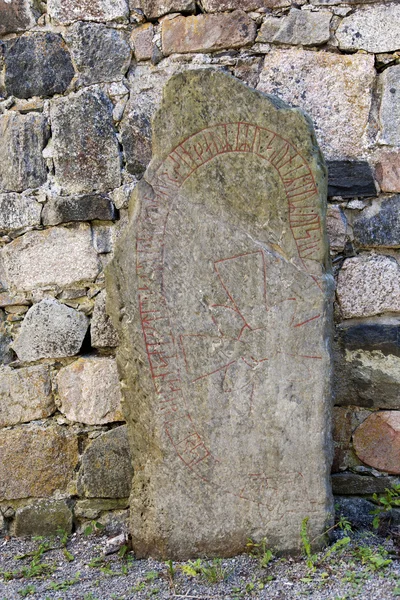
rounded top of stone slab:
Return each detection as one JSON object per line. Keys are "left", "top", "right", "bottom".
{"left": 150, "top": 69, "right": 325, "bottom": 176}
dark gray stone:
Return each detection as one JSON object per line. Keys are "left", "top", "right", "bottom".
{"left": 5, "top": 33, "right": 74, "bottom": 99}
{"left": 332, "top": 473, "right": 400, "bottom": 495}
{"left": 353, "top": 195, "right": 400, "bottom": 248}
{"left": 42, "top": 194, "right": 116, "bottom": 226}
{"left": 0, "top": 113, "right": 48, "bottom": 193}
{"left": 13, "top": 500, "right": 73, "bottom": 536}
{"left": 51, "top": 88, "right": 121, "bottom": 194}
{"left": 66, "top": 23, "right": 131, "bottom": 86}
{"left": 335, "top": 496, "right": 375, "bottom": 529}
{"left": 327, "top": 160, "right": 377, "bottom": 198}
{"left": 0, "top": 0, "right": 36, "bottom": 35}
{"left": 120, "top": 114, "right": 151, "bottom": 177}
{"left": 78, "top": 426, "right": 133, "bottom": 498}
{"left": 0, "top": 310, "right": 13, "bottom": 366}
{"left": 12, "top": 299, "right": 89, "bottom": 362}
{"left": 339, "top": 318, "right": 400, "bottom": 358}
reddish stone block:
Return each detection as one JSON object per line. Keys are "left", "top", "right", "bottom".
{"left": 161, "top": 11, "right": 257, "bottom": 55}
{"left": 131, "top": 23, "right": 154, "bottom": 61}
{"left": 374, "top": 149, "right": 400, "bottom": 193}
{"left": 0, "top": 0, "right": 36, "bottom": 35}
{"left": 353, "top": 411, "right": 400, "bottom": 474}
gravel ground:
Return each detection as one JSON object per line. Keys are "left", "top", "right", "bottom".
{"left": 1, "top": 526, "right": 400, "bottom": 599}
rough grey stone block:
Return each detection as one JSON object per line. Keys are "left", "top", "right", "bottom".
{"left": 66, "top": 23, "right": 131, "bottom": 86}
{"left": 78, "top": 426, "right": 133, "bottom": 498}
{"left": 12, "top": 299, "right": 89, "bottom": 362}
{"left": 91, "top": 290, "right": 119, "bottom": 348}
{"left": 257, "top": 49, "right": 374, "bottom": 160}
{"left": 0, "top": 113, "right": 48, "bottom": 193}
{"left": 51, "top": 88, "right": 121, "bottom": 195}
{"left": 0, "top": 426, "right": 78, "bottom": 500}
{"left": 353, "top": 196, "right": 400, "bottom": 248}
{"left": 337, "top": 4, "right": 400, "bottom": 53}
{"left": 133, "top": 0, "right": 195, "bottom": 18}
{"left": 327, "top": 160, "right": 376, "bottom": 198}
{"left": 5, "top": 32, "right": 74, "bottom": 99}
{"left": 48, "top": 0, "right": 129, "bottom": 24}
{"left": 337, "top": 255, "right": 400, "bottom": 319}
{"left": 378, "top": 65, "right": 400, "bottom": 147}
{"left": 0, "top": 0, "right": 36, "bottom": 35}
{"left": 13, "top": 500, "right": 73, "bottom": 537}
{"left": 257, "top": 8, "right": 331, "bottom": 47}
{"left": 56, "top": 357, "right": 123, "bottom": 425}
{"left": 42, "top": 194, "right": 116, "bottom": 226}
{"left": 0, "top": 365, "right": 55, "bottom": 427}
{"left": 332, "top": 473, "right": 400, "bottom": 496}
{"left": 0, "top": 193, "right": 41, "bottom": 232}
{"left": 1, "top": 224, "right": 100, "bottom": 292}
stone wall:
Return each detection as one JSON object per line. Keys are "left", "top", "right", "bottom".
{"left": 0, "top": 0, "right": 399, "bottom": 536}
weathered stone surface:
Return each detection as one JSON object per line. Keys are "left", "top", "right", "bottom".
{"left": 353, "top": 196, "right": 400, "bottom": 248}
{"left": 332, "top": 473, "right": 400, "bottom": 496}
{"left": 375, "top": 150, "right": 400, "bottom": 193}
{"left": 337, "top": 5, "right": 400, "bottom": 53}
{"left": 202, "top": 0, "right": 289, "bottom": 9}
{"left": 326, "top": 204, "right": 348, "bottom": 253}
{"left": 0, "top": 113, "right": 48, "bottom": 193}
{"left": 134, "top": 0, "right": 195, "bottom": 18}
{"left": 74, "top": 498, "right": 129, "bottom": 519}
{"left": 66, "top": 23, "right": 131, "bottom": 86}
{"left": 0, "top": 365, "right": 54, "bottom": 427}
{"left": 257, "top": 9, "right": 331, "bottom": 47}
{"left": 353, "top": 412, "right": 400, "bottom": 474}
{"left": 51, "top": 88, "right": 121, "bottom": 195}
{"left": 161, "top": 12, "right": 257, "bottom": 55}
{"left": 13, "top": 500, "right": 73, "bottom": 536}
{"left": 0, "top": 0, "right": 36, "bottom": 35}
{"left": 4, "top": 33, "right": 74, "bottom": 99}
{"left": 1, "top": 224, "right": 100, "bottom": 291}
{"left": 311, "top": 0, "right": 384, "bottom": 4}
{"left": 0, "top": 193, "right": 41, "bottom": 232}
{"left": 257, "top": 49, "right": 375, "bottom": 160}
{"left": 107, "top": 70, "right": 333, "bottom": 558}
{"left": 332, "top": 406, "right": 371, "bottom": 472}
{"left": 131, "top": 23, "right": 154, "bottom": 61}
{"left": 378, "top": 65, "right": 400, "bottom": 147}
{"left": 335, "top": 497, "right": 375, "bottom": 529}
{"left": 42, "top": 194, "right": 116, "bottom": 226}
{"left": 0, "top": 310, "right": 13, "bottom": 366}
{"left": 78, "top": 426, "right": 133, "bottom": 498}
{"left": 339, "top": 318, "right": 400, "bottom": 358}
{"left": 0, "top": 426, "right": 78, "bottom": 499}
{"left": 48, "top": 0, "right": 129, "bottom": 24}
{"left": 120, "top": 114, "right": 152, "bottom": 177}
{"left": 12, "top": 299, "right": 89, "bottom": 362}
{"left": 327, "top": 160, "right": 376, "bottom": 198}
{"left": 336, "top": 349, "right": 400, "bottom": 410}
{"left": 91, "top": 290, "right": 119, "bottom": 348}
{"left": 337, "top": 255, "right": 400, "bottom": 319}
{"left": 56, "top": 357, "right": 123, "bottom": 424}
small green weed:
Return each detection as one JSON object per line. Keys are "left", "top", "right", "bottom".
{"left": 370, "top": 484, "right": 400, "bottom": 529}
{"left": 353, "top": 545, "right": 392, "bottom": 571}
{"left": 180, "top": 558, "right": 202, "bottom": 577}
{"left": 165, "top": 559, "right": 176, "bottom": 584}
{"left": 84, "top": 520, "right": 105, "bottom": 536}
{"left": 47, "top": 572, "right": 80, "bottom": 591}
{"left": 18, "top": 585, "right": 36, "bottom": 598}
{"left": 198, "top": 558, "right": 231, "bottom": 584}
{"left": 246, "top": 538, "right": 274, "bottom": 568}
